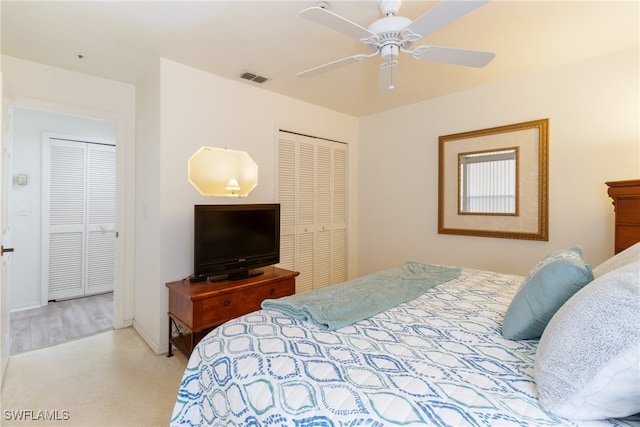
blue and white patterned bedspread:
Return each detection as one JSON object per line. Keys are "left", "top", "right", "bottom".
{"left": 171, "top": 267, "right": 637, "bottom": 427}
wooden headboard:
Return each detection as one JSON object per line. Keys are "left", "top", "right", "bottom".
{"left": 606, "top": 179, "right": 640, "bottom": 253}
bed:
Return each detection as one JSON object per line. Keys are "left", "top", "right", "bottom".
{"left": 172, "top": 180, "right": 640, "bottom": 426}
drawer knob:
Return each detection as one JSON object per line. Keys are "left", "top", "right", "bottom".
{"left": 223, "top": 299, "right": 231, "bottom": 307}
{"left": 269, "top": 288, "right": 275, "bottom": 296}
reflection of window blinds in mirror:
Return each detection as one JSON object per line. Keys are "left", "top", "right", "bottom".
{"left": 460, "top": 150, "right": 516, "bottom": 214}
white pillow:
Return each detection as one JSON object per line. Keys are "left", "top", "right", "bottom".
{"left": 535, "top": 261, "right": 640, "bottom": 420}
{"left": 592, "top": 241, "right": 640, "bottom": 278}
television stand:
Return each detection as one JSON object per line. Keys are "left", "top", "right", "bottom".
{"left": 166, "top": 266, "right": 299, "bottom": 357}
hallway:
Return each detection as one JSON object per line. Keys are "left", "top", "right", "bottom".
{"left": 9, "top": 293, "right": 113, "bottom": 355}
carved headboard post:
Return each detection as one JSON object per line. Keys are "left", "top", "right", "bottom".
{"left": 605, "top": 179, "right": 640, "bottom": 253}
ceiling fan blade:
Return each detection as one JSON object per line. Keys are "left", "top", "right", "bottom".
{"left": 402, "top": 0, "right": 490, "bottom": 41}
{"left": 300, "top": 6, "right": 378, "bottom": 42}
{"left": 410, "top": 45, "right": 495, "bottom": 67}
{"left": 378, "top": 60, "right": 399, "bottom": 93}
{"left": 297, "top": 54, "right": 372, "bottom": 78}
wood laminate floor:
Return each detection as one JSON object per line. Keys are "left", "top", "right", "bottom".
{"left": 9, "top": 292, "right": 113, "bottom": 355}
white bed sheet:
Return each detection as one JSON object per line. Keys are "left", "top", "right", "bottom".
{"left": 171, "top": 267, "right": 638, "bottom": 426}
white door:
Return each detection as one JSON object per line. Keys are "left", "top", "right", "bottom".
{"left": 276, "top": 131, "right": 348, "bottom": 293}
{"left": 42, "top": 135, "right": 116, "bottom": 302}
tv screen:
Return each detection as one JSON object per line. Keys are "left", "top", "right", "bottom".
{"left": 193, "top": 204, "right": 280, "bottom": 281}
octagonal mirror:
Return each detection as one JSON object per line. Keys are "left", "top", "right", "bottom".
{"left": 188, "top": 146, "right": 258, "bottom": 197}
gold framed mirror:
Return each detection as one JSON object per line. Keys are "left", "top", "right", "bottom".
{"left": 438, "top": 119, "right": 549, "bottom": 241}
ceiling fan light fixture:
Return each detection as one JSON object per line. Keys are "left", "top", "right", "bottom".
{"left": 380, "top": 44, "right": 399, "bottom": 62}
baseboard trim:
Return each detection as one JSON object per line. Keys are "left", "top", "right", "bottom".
{"left": 132, "top": 320, "right": 164, "bottom": 355}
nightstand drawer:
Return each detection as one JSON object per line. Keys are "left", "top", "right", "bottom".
{"left": 200, "top": 279, "right": 295, "bottom": 326}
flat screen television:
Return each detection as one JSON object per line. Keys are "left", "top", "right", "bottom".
{"left": 193, "top": 203, "right": 280, "bottom": 282}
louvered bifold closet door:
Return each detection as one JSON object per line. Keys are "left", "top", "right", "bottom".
{"left": 277, "top": 134, "right": 297, "bottom": 273}
{"left": 314, "top": 141, "right": 332, "bottom": 289}
{"left": 47, "top": 141, "right": 86, "bottom": 300}
{"left": 277, "top": 131, "right": 348, "bottom": 294}
{"left": 86, "top": 145, "right": 116, "bottom": 295}
{"left": 296, "top": 136, "right": 317, "bottom": 293}
{"left": 45, "top": 138, "right": 116, "bottom": 301}
{"left": 312, "top": 140, "right": 348, "bottom": 288}
{"left": 331, "top": 143, "right": 348, "bottom": 285}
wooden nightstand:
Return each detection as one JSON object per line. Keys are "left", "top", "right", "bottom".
{"left": 166, "top": 266, "right": 298, "bottom": 357}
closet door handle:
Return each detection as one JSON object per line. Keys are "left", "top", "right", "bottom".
{"left": 1, "top": 246, "right": 14, "bottom": 256}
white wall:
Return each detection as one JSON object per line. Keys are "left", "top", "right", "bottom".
{"left": 358, "top": 47, "right": 640, "bottom": 276}
{"left": 2, "top": 55, "right": 137, "bottom": 327}
{"left": 133, "top": 58, "right": 359, "bottom": 353}
{"left": 9, "top": 107, "right": 116, "bottom": 310}
{"left": 133, "top": 63, "right": 163, "bottom": 351}
{"left": 6, "top": 47, "right": 637, "bottom": 356}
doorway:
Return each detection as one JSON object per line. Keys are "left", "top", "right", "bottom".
{"left": 7, "top": 106, "right": 117, "bottom": 353}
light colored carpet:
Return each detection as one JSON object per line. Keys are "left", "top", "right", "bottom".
{"left": 1, "top": 327, "right": 188, "bottom": 426}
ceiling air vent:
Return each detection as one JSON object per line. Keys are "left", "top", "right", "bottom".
{"left": 240, "top": 72, "right": 269, "bottom": 84}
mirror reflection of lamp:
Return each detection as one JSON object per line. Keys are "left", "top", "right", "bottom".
{"left": 187, "top": 146, "right": 258, "bottom": 197}
{"left": 225, "top": 178, "right": 241, "bottom": 196}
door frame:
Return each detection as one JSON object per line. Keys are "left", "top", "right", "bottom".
{"left": 1, "top": 72, "right": 9, "bottom": 385}
{"left": 6, "top": 96, "right": 133, "bottom": 330}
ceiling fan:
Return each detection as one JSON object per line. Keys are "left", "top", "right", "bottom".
{"left": 297, "top": 0, "right": 495, "bottom": 92}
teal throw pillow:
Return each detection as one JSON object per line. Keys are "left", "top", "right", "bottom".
{"left": 502, "top": 246, "right": 593, "bottom": 340}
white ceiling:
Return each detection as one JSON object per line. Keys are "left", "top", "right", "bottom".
{"left": 2, "top": 0, "right": 638, "bottom": 117}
